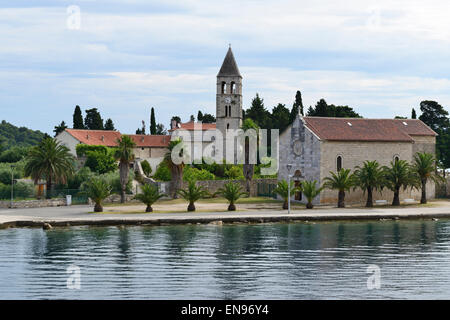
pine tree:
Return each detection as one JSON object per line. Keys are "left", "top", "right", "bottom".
{"left": 245, "top": 94, "right": 270, "bottom": 128}
{"left": 150, "top": 107, "right": 157, "bottom": 135}
{"left": 84, "top": 108, "right": 104, "bottom": 130}
{"left": 73, "top": 105, "right": 84, "bottom": 129}
{"left": 104, "top": 118, "right": 115, "bottom": 130}
{"left": 411, "top": 108, "right": 417, "bottom": 119}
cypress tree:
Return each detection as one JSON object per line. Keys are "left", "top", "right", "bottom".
{"left": 197, "top": 111, "right": 203, "bottom": 122}
{"left": 411, "top": 108, "right": 417, "bottom": 119}
{"left": 150, "top": 107, "right": 157, "bottom": 135}
{"left": 73, "top": 105, "right": 84, "bottom": 129}
{"left": 289, "top": 90, "right": 304, "bottom": 123}
{"left": 105, "top": 118, "right": 115, "bottom": 130}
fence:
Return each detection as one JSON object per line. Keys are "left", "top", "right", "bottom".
{"left": 257, "top": 182, "right": 277, "bottom": 198}
{"left": 0, "top": 186, "right": 88, "bottom": 204}
{"left": 45, "top": 189, "right": 89, "bottom": 204}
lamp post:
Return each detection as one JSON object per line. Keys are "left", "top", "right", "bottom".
{"left": 10, "top": 164, "right": 16, "bottom": 208}
{"left": 286, "top": 164, "right": 292, "bottom": 214}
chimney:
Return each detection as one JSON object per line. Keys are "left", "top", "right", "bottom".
{"left": 86, "top": 134, "right": 89, "bottom": 140}
{"left": 141, "top": 136, "right": 144, "bottom": 143}
{"left": 101, "top": 135, "right": 105, "bottom": 142}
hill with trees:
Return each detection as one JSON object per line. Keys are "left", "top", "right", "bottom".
{"left": 0, "top": 120, "right": 46, "bottom": 151}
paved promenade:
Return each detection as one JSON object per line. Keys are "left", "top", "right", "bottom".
{"left": 0, "top": 201, "right": 450, "bottom": 228}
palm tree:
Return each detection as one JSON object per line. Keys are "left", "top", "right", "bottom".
{"left": 114, "top": 135, "right": 135, "bottom": 203}
{"left": 24, "top": 138, "right": 75, "bottom": 199}
{"left": 323, "top": 168, "right": 354, "bottom": 208}
{"left": 301, "top": 180, "right": 324, "bottom": 209}
{"left": 164, "top": 138, "right": 187, "bottom": 198}
{"left": 411, "top": 152, "right": 444, "bottom": 204}
{"left": 135, "top": 183, "right": 165, "bottom": 212}
{"left": 218, "top": 182, "right": 248, "bottom": 211}
{"left": 240, "top": 119, "right": 259, "bottom": 193}
{"left": 353, "top": 160, "right": 385, "bottom": 207}
{"left": 273, "top": 180, "right": 300, "bottom": 209}
{"left": 383, "top": 160, "right": 415, "bottom": 206}
{"left": 177, "top": 179, "right": 207, "bottom": 211}
{"left": 84, "top": 177, "right": 111, "bottom": 212}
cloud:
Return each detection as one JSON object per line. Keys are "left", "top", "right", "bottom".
{"left": 1, "top": 1, "right": 450, "bottom": 133}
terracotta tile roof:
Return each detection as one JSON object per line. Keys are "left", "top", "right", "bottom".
{"left": 65, "top": 129, "right": 122, "bottom": 146}
{"left": 129, "top": 135, "right": 170, "bottom": 147}
{"left": 303, "top": 117, "right": 436, "bottom": 142}
{"left": 65, "top": 129, "right": 171, "bottom": 147}
{"left": 169, "top": 121, "right": 216, "bottom": 131}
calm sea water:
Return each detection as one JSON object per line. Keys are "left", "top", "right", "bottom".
{"left": 1, "top": 219, "right": 450, "bottom": 299}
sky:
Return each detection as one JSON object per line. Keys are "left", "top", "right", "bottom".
{"left": 1, "top": 0, "right": 450, "bottom": 135}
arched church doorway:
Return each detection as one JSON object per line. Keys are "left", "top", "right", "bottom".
{"left": 293, "top": 170, "right": 302, "bottom": 201}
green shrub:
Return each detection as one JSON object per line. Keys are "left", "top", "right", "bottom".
{"left": 66, "top": 167, "right": 95, "bottom": 189}
{"left": 141, "top": 160, "right": 152, "bottom": 176}
{"left": 0, "top": 181, "right": 35, "bottom": 200}
{"left": 154, "top": 162, "right": 171, "bottom": 181}
{"left": 183, "top": 166, "right": 215, "bottom": 181}
{"left": 225, "top": 165, "right": 244, "bottom": 180}
{"left": 100, "top": 169, "right": 134, "bottom": 194}
{"left": 76, "top": 144, "right": 109, "bottom": 157}
{"left": 84, "top": 150, "right": 117, "bottom": 174}
{"left": 0, "top": 168, "right": 24, "bottom": 185}
{"left": 0, "top": 147, "right": 29, "bottom": 163}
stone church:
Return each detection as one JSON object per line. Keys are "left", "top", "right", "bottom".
{"left": 279, "top": 115, "right": 437, "bottom": 205}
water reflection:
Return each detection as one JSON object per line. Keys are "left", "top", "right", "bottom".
{"left": 1, "top": 219, "right": 450, "bottom": 299}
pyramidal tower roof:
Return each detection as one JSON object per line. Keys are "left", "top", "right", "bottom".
{"left": 217, "top": 46, "right": 242, "bottom": 77}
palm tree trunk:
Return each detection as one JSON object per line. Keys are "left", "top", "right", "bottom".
{"left": 94, "top": 203, "right": 103, "bottom": 212}
{"left": 366, "top": 187, "right": 373, "bottom": 207}
{"left": 282, "top": 199, "right": 288, "bottom": 210}
{"left": 421, "top": 179, "right": 427, "bottom": 204}
{"left": 306, "top": 201, "right": 313, "bottom": 209}
{"left": 392, "top": 186, "right": 400, "bottom": 206}
{"left": 146, "top": 205, "right": 153, "bottom": 212}
{"left": 243, "top": 164, "right": 254, "bottom": 193}
{"left": 171, "top": 166, "right": 183, "bottom": 199}
{"left": 46, "top": 176, "right": 52, "bottom": 199}
{"left": 338, "top": 190, "right": 345, "bottom": 208}
{"left": 228, "top": 203, "right": 236, "bottom": 211}
{"left": 187, "top": 202, "right": 196, "bottom": 211}
{"left": 119, "top": 162, "right": 129, "bottom": 203}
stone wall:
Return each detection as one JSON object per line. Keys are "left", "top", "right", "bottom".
{"left": 447, "top": 177, "right": 450, "bottom": 197}
{"left": 181, "top": 178, "right": 278, "bottom": 197}
{"left": 319, "top": 140, "right": 435, "bottom": 205}
{"left": 0, "top": 198, "right": 67, "bottom": 209}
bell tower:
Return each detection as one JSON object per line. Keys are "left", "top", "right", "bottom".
{"left": 216, "top": 46, "right": 243, "bottom": 139}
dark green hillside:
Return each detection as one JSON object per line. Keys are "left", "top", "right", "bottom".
{"left": 0, "top": 120, "right": 46, "bottom": 150}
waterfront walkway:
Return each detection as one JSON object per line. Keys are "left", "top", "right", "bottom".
{"left": 0, "top": 200, "right": 450, "bottom": 228}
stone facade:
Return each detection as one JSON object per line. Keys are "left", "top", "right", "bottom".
{"left": 279, "top": 114, "right": 437, "bottom": 205}
{"left": 279, "top": 116, "right": 321, "bottom": 204}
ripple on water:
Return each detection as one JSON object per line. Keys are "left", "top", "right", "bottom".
{"left": 1, "top": 220, "right": 450, "bottom": 299}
